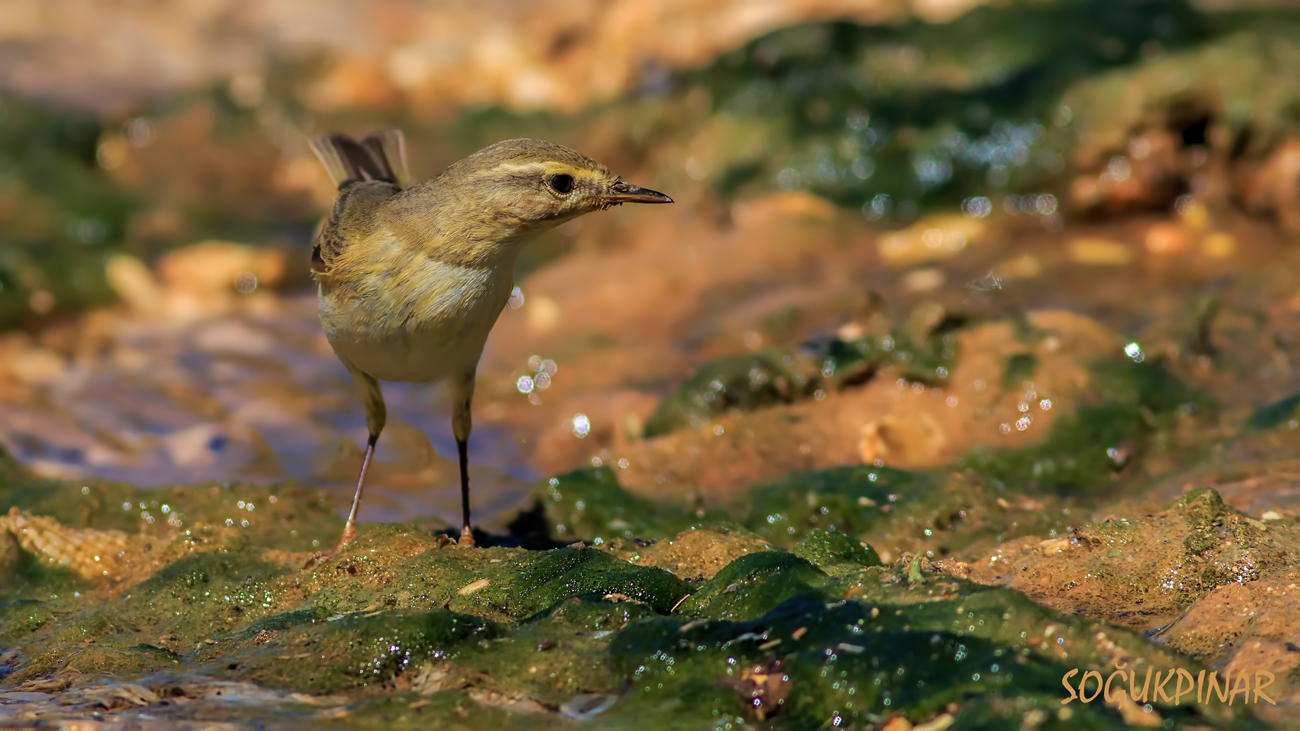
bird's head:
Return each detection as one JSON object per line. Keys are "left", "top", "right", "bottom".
{"left": 433, "top": 138, "right": 672, "bottom": 228}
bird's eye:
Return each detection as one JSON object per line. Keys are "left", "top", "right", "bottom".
{"left": 547, "top": 173, "right": 575, "bottom": 194}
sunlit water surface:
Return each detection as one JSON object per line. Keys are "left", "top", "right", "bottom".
{"left": 0, "top": 295, "right": 535, "bottom": 527}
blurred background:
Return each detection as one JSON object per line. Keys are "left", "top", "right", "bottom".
{"left": 5, "top": 0, "right": 1300, "bottom": 530}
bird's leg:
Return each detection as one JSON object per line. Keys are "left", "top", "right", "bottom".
{"left": 339, "top": 432, "right": 378, "bottom": 549}
{"left": 456, "top": 436, "right": 472, "bottom": 545}
{"left": 309, "top": 367, "right": 386, "bottom": 567}
{"left": 451, "top": 372, "right": 476, "bottom": 547}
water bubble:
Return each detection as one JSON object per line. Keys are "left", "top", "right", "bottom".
{"left": 572, "top": 413, "right": 591, "bottom": 438}
{"left": 234, "top": 271, "right": 257, "bottom": 294}
{"left": 850, "top": 156, "right": 874, "bottom": 180}
{"left": 913, "top": 156, "right": 952, "bottom": 186}
{"left": 1106, "top": 156, "right": 1132, "bottom": 182}
{"left": 124, "top": 117, "right": 155, "bottom": 148}
{"left": 962, "top": 196, "right": 992, "bottom": 218}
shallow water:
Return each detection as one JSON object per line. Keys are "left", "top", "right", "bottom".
{"left": 0, "top": 295, "right": 534, "bottom": 528}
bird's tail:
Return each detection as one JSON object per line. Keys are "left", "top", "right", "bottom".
{"left": 309, "top": 130, "right": 410, "bottom": 189}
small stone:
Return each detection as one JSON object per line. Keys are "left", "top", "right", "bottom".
{"left": 913, "top": 714, "right": 955, "bottom": 731}
{"left": 995, "top": 253, "right": 1041, "bottom": 280}
{"left": 28, "top": 290, "right": 56, "bottom": 315}
{"left": 859, "top": 413, "right": 946, "bottom": 467}
{"left": 1201, "top": 232, "right": 1235, "bottom": 258}
{"left": 1240, "top": 137, "right": 1300, "bottom": 232}
{"left": 105, "top": 254, "right": 164, "bottom": 316}
{"left": 457, "top": 578, "right": 491, "bottom": 595}
{"left": 157, "top": 240, "right": 285, "bottom": 294}
{"left": 2, "top": 346, "right": 67, "bottom": 385}
{"left": 1143, "top": 222, "right": 1190, "bottom": 255}
{"left": 878, "top": 214, "right": 988, "bottom": 268}
{"left": 1262, "top": 511, "right": 1282, "bottom": 521}
{"left": 734, "top": 191, "right": 838, "bottom": 224}
{"left": 1067, "top": 238, "right": 1132, "bottom": 266}
{"left": 881, "top": 717, "right": 913, "bottom": 731}
{"left": 900, "top": 266, "right": 946, "bottom": 292}
{"left": 1175, "top": 197, "right": 1210, "bottom": 231}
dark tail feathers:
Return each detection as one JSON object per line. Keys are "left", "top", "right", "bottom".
{"left": 309, "top": 130, "right": 410, "bottom": 189}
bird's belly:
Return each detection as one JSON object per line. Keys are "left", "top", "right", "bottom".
{"left": 332, "top": 320, "right": 490, "bottom": 383}
{"left": 319, "top": 265, "right": 510, "bottom": 383}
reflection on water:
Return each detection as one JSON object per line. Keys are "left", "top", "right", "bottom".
{"left": 0, "top": 295, "right": 534, "bottom": 527}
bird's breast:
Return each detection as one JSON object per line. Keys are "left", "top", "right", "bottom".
{"left": 319, "top": 256, "right": 513, "bottom": 383}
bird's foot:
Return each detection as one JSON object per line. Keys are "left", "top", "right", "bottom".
{"left": 458, "top": 526, "right": 476, "bottom": 548}
{"left": 302, "top": 549, "right": 337, "bottom": 569}
{"left": 303, "top": 525, "right": 356, "bottom": 568}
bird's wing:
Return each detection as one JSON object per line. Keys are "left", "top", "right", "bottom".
{"left": 312, "top": 181, "right": 400, "bottom": 274}
{"left": 310, "top": 131, "right": 409, "bottom": 273}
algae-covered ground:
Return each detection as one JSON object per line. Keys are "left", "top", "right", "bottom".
{"left": 8, "top": 297, "right": 1300, "bottom": 728}
{"left": 3, "top": 343, "right": 1299, "bottom": 729}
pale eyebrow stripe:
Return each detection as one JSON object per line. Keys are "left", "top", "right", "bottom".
{"left": 492, "top": 162, "right": 549, "bottom": 175}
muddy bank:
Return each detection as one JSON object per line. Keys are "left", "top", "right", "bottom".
{"left": 3, "top": 366, "right": 1300, "bottom": 728}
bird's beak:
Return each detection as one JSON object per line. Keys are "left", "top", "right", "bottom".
{"left": 603, "top": 180, "right": 673, "bottom": 205}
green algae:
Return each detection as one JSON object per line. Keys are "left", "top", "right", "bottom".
{"left": 121, "top": 549, "right": 293, "bottom": 636}
{"left": 742, "top": 465, "right": 937, "bottom": 544}
{"left": 1243, "top": 392, "right": 1300, "bottom": 431}
{"left": 1001, "top": 352, "right": 1038, "bottom": 391}
{"left": 0, "top": 474, "right": 343, "bottom": 552}
{"left": 0, "top": 530, "right": 91, "bottom": 605}
{"left": 532, "top": 467, "right": 717, "bottom": 543}
{"left": 528, "top": 464, "right": 1064, "bottom": 565}
{"left": 466, "top": 547, "right": 691, "bottom": 619}
{"left": 642, "top": 352, "right": 808, "bottom": 438}
{"left": 962, "top": 357, "right": 1208, "bottom": 496}
{"left": 643, "top": 328, "right": 957, "bottom": 438}
{"left": 1007, "top": 487, "right": 1299, "bottom": 630}
{"left": 678, "top": 552, "right": 828, "bottom": 621}
{"left": 790, "top": 530, "right": 882, "bottom": 572}
{"left": 680, "top": 0, "right": 1209, "bottom": 215}
{"left": 0, "top": 376, "right": 1269, "bottom": 731}
{"left": 0, "top": 500, "right": 1266, "bottom": 729}
{"left": 800, "top": 329, "right": 957, "bottom": 388}
{"left": 608, "top": 590, "right": 1229, "bottom": 729}
{"left": 0, "top": 95, "right": 140, "bottom": 329}
{"left": 215, "top": 609, "right": 499, "bottom": 695}
{"left": 1062, "top": 15, "right": 1300, "bottom": 173}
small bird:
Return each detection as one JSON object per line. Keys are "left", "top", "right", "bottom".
{"left": 307, "top": 130, "right": 671, "bottom": 554}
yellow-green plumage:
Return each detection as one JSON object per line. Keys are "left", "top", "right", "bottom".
{"left": 307, "top": 131, "right": 671, "bottom": 555}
